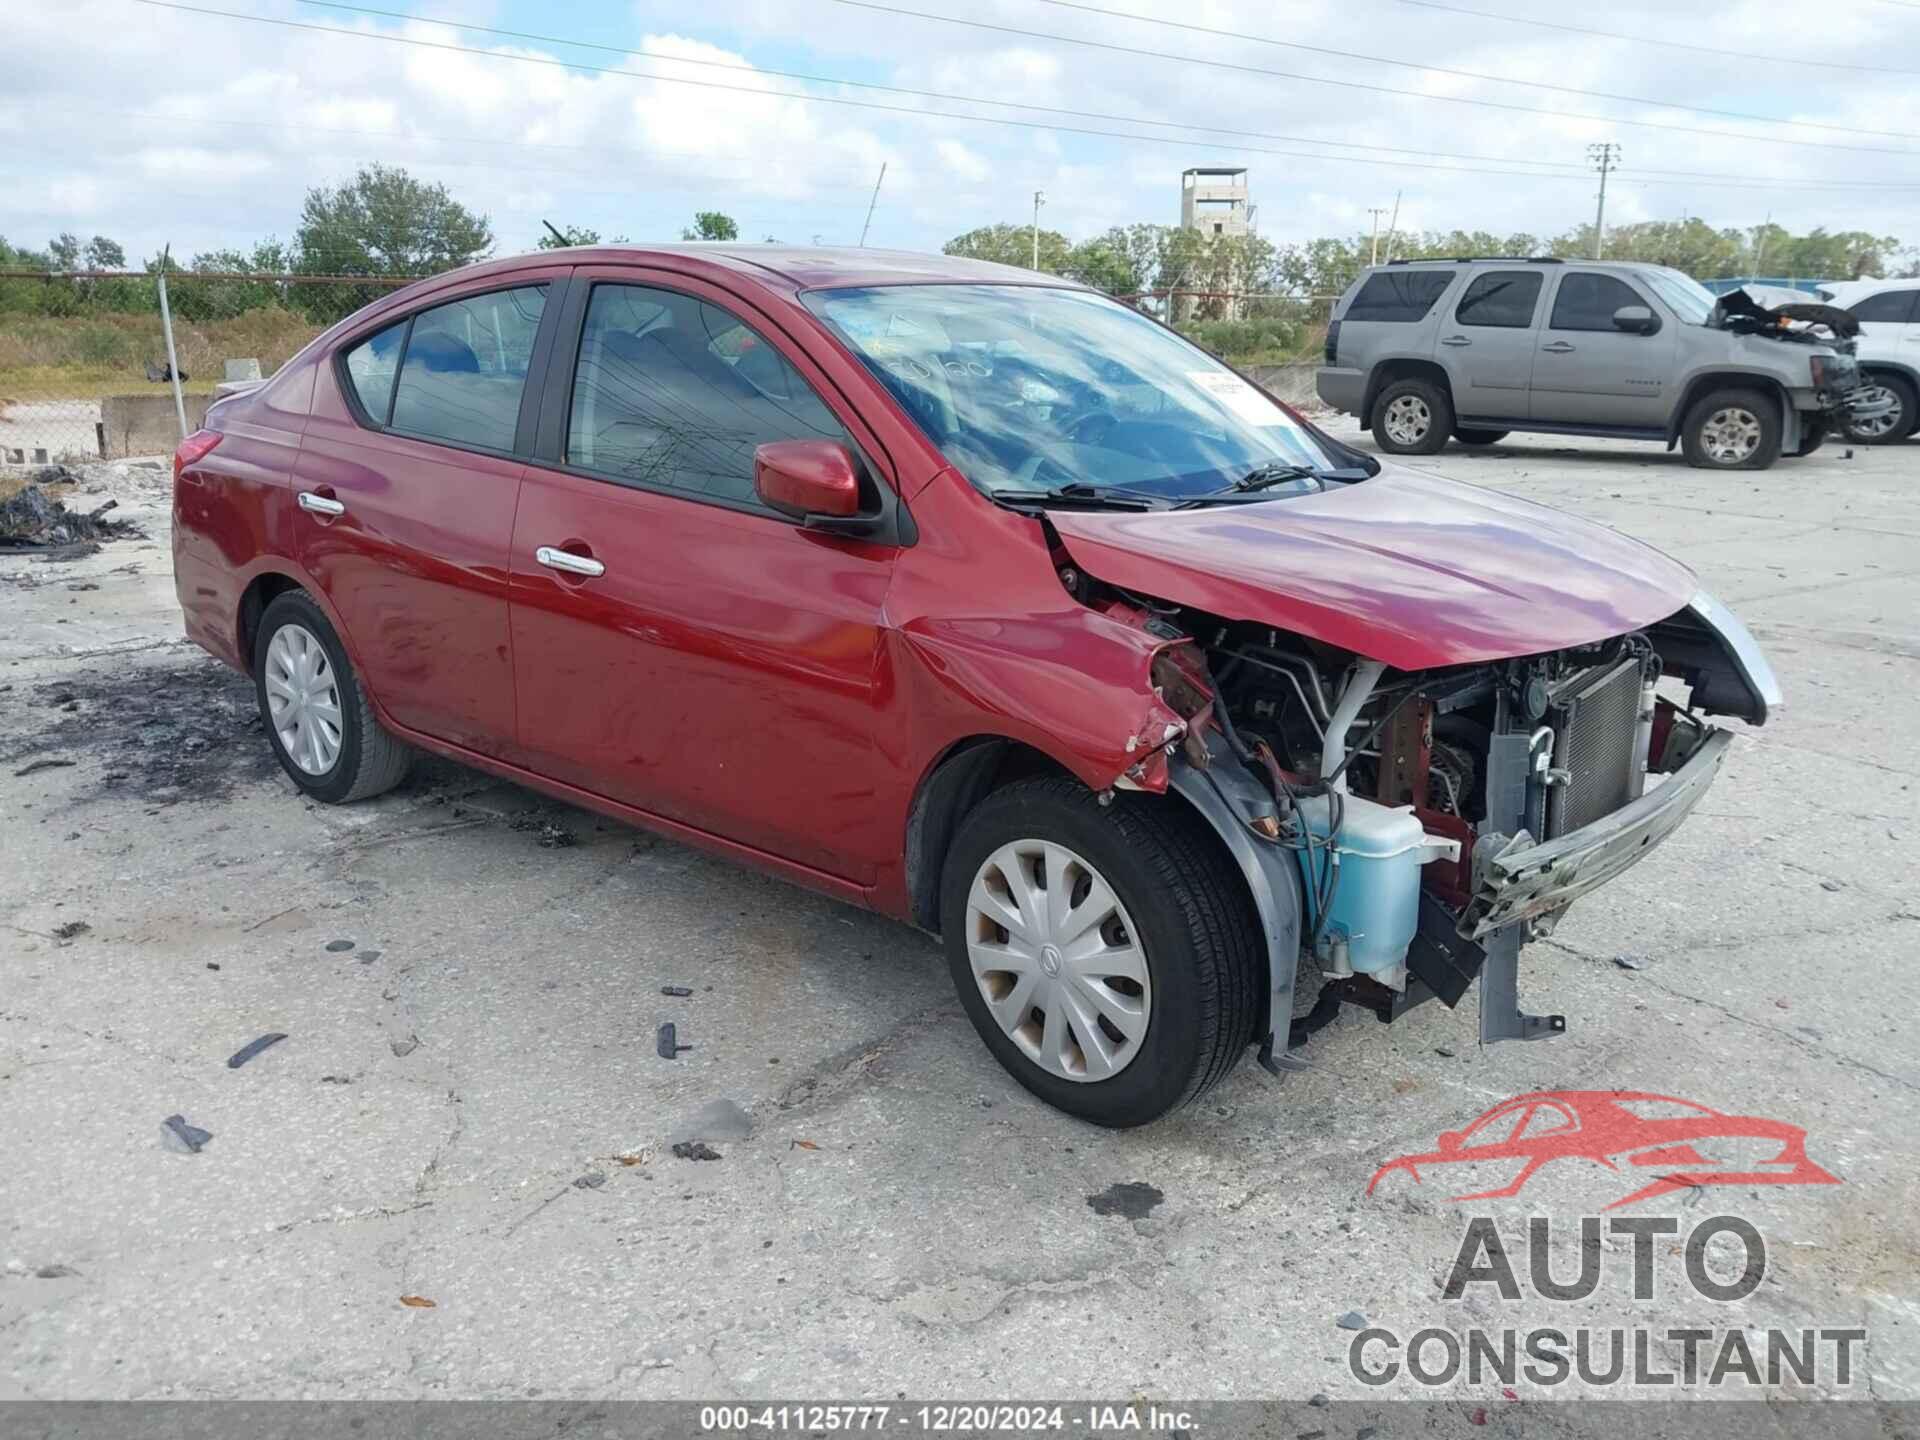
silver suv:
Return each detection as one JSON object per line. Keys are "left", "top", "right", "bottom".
{"left": 1317, "top": 258, "right": 1866, "bottom": 469}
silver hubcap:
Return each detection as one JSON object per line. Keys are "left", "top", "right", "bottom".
{"left": 1700, "top": 407, "right": 1762, "bottom": 464}
{"left": 1850, "top": 385, "right": 1900, "bottom": 439}
{"left": 264, "top": 623, "right": 343, "bottom": 776}
{"left": 1384, "top": 395, "right": 1431, "bottom": 446}
{"left": 964, "top": 839, "right": 1151, "bottom": 1082}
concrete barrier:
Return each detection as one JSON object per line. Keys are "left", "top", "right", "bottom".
{"left": 100, "top": 393, "right": 210, "bottom": 459}
{"left": 1245, "top": 361, "right": 1322, "bottom": 411}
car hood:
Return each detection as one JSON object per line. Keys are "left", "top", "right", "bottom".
{"left": 1048, "top": 464, "right": 1698, "bottom": 669}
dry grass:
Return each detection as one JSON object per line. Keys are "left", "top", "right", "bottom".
{"left": 0, "top": 307, "right": 325, "bottom": 401}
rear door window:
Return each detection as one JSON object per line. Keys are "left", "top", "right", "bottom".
{"left": 565, "top": 283, "right": 848, "bottom": 510}
{"left": 1548, "top": 272, "right": 1646, "bottom": 332}
{"left": 1345, "top": 269, "right": 1455, "bottom": 323}
{"left": 343, "top": 319, "right": 407, "bottom": 424}
{"left": 1850, "top": 289, "right": 1919, "bottom": 324}
{"left": 1454, "top": 271, "right": 1543, "bottom": 329}
{"left": 388, "top": 285, "right": 549, "bottom": 452}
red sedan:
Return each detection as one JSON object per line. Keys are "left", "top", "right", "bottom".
{"left": 172, "top": 246, "right": 1779, "bottom": 1125}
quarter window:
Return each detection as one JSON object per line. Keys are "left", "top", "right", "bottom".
{"left": 1549, "top": 273, "right": 1647, "bottom": 332}
{"left": 342, "top": 319, "right": 407, "bottom": 424}
{"left": 1850, "top": 290, "right": 1919, "bottom": 324}
{"left": 387, "top": 285, "right": 549, "bottom": 452}
{"left": 1455, "top": 271, "right": 1542, "bottom": 329}
{"left": 565, "top": 284, "right": 848, "bottom": 508}
{"left": 1346, "top": 269, "right": 1455, "bottom": 323}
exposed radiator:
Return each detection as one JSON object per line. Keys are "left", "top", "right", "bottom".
{"left": 1547, "top": 657, "right": 1646, "bottom": 837}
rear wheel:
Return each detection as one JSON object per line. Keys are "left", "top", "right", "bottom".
{"left": 253, "top": 591, "right": 411, "bottom": 803}
{"left": 1452, "top": 427, "right": 1510, "bottom": 446}
{"left": 1680, "top": 387, "right": 1782, "bottom": 470}
{"left": 940, "top": 777, "right": 1262, "bottom": 1127}
{"left": 1371, "top": 377, "right": 1454, "bottom": 456}
{"left": 1841, "top": 372, "right": 1917, "bottom": 445}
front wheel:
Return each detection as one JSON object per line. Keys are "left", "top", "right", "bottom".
{"left": 940, "top": 776, "right": 1263, "bottom": 1127}
{"left": 1841, "top": 373, "right": 1917, "bottom": 445}
{"left": 253, "top": 591, "right": 412, "bottom": 803}
{"left": 1680, "top": 387, "right": 1782, "bottom": 470}
{"left": 1452, "top": 427, "right": 1510, "bottom": 446}
{"left": 1371, "top": 378, "right": 1454, "bottom": 456}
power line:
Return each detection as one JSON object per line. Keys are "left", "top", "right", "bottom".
{"left": 287, "top": 0, "right": 1920, "bottom": 189}
{"left": 1016, "top": 0, "right": 1920, "bottom": 138}
{"left": 1384, "top": 0, "right": 1920, "bottom": 76}
{"left": 824, "top": 0, "right": 1920, "bottom": 156}
{"left": 126, "top": 2, "right": 1920, "bottom": 195}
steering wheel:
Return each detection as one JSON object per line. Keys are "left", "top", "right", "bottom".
{"left": 1063, "top": 409, "right": 1119, "bottom": 446}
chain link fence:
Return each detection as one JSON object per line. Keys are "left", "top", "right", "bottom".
{"left": 0, "top": 269, "right": 422, "bottom": 464}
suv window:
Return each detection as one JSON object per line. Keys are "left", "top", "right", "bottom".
{"left": 1455, "top": 271, "right": 1542, "bottom": 329}
{"left": 1549, "top": 273, "right": 1646, "bottom": 332}
{"left": 1346, "top": 269, "right": 1454, "bottom": 323}
{"left": 1850, "top": 289, "right": 1919, "bottom": 324}
{"left": 343, "top": 320, "right": 407, "bottom": 424}
{"left": 389, "top": 285, "right": 549, "bottom": 451}
{"left": 566, "top": 284, "right": 848, "bottom": 508}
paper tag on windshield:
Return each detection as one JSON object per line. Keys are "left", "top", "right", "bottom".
{"left": 1187, "top": 370, "right": 1286, "bottom": 426}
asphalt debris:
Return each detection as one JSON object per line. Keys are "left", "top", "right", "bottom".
{"left": 390, "top": 1034, "right": 422, "bottom": 1058}
{"left": 52, "top": 920, "right": 91, "bottom": 941}
{"left": 161, "top": 1114, "right": 214, "bottom": 1153}
{"left": 509, "top": 815, "right": 577, "bottom": 848}
{"left": 34, "top": 1264, "right": 80, "bottom": 1279}
{"left": 1336, "top": 1310, "right": 1369, "bottom": 1330}
{"left": 1613, "top": 954, "right": 1650, "bottom": 970}
{"left": 656, "top": 1022, "right": 692, "bottom": 1059}
{"left": 1086, "top": 1181, "right": 1164, "bottom": 1219}
{"left": 14, "top": 757, "right": 76, "bottom": 777}
{"left": 660, "top": 984, "right": 694, "bottom": 998}
{"left": 671, "top": 1141, "right": 723, "bottom": 1162}
{"left": 324, "top": 939, "right": 355, "bottom": 953}
{"left": 226, "top": 1032, "right": 288, "bottom": 1069}
{"left": 0, "top": 483, "right": 141, "bottom": 556}
{"left": 572, "top": 1171, "right": 608, "bottom": 1190}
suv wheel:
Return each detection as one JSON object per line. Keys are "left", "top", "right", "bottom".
{"left": 1680, "top": 387, "right": 1782, "bottom": 470}
{"left": 939, "top": 777, "right": 1262, "bottom": 1128}
{"left": 1371, "top": 378, "right": 1454, "bottom": 456}
{"left": 1841, "top": 372, "right": 1917, "bottom": 445}
{"left": 253, "top": 591, "right": 412, "bottom": 803}
{"left": 1452, "top": 427, "right": 1510, "bottom": 447}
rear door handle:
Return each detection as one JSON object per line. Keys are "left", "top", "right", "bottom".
{"left": 1541, "top": 341, "right": 1576, "bottom": 354}
{"left": 1440, "top": 335, "right": 1472, "bottom": 347}
{"left": 297, "top": 491, "right": 345, "bottom": 516}
{"left": 535, "top": 545, "right": 605, "bottom": 578}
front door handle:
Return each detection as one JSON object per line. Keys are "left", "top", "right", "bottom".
{"left": 1440, "top": 335, "right": 1472, "bottom": 347}
{"left": 297, "top": 491, "right": 345, "bottom": 516}
{"left": 1541, "top": 341, "right": 1576, "bottom": 354}
{"left": 535, "top": 545, "right": 605, "bottom": 578}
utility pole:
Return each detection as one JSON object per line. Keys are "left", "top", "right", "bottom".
{"left": 1367, "top": 207, "right": 1388, "bottom": 266}
{"left": 1381, "top": 191, "right": 1402, "bottom": 265}
{"left": 1032, "top": 189, "right": 1046, "bottom": 270}
{"left": 858, "top": 162, "right": 887, "bottom": 247}
{"left": 1587, "top": 142, "right": 1622, "bottom": 260}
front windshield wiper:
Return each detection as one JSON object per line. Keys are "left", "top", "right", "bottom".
{"left": 988, "top": 482, "right": 1165, "bottom": 512}
{"left": 1232, "top": 462, "right": 1322, "bottom": 492}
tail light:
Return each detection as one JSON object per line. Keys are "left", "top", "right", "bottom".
{"left": 1324, "top": 319, "right": 1341, "bottom": 365}
{"left": 173, "top": 429, "right": 222, "bottom": 486}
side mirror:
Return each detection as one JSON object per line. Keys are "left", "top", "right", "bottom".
{"left": 1612, "top": 304, "right": 1658, "bottom": 335}
{"left": 754, "top": 439, "right": 861, "bottom": 521}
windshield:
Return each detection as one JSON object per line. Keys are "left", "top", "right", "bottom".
{"left": 1641, "top": 267, "right": 1717, "bottom": 325}
{"left": 803, "top": 284, "right": 1336, "bottom": 499}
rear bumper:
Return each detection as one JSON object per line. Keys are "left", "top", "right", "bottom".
{"left": 1316, "top": 366, "right": 1366, "bottom": 415}
{"left": 1462, "top": 726, "right": 1733, "bottom": 939}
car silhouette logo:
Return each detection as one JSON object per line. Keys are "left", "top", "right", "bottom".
{"left": 1367, "top": 1090, "right": 1840, "bottom": 1210}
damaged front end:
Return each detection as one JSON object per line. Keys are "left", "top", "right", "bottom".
{"left": 1066, "top": 566, "right": 1779, "bottom": 1070}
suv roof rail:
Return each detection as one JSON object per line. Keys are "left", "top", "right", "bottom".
{"left": 1385, "top": 256, "right": 1566, "bottom": 265}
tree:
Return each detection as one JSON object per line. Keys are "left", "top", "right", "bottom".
{"left": 942, "top": 222, "right": 1073, "bottom": 273}
{"left": 295, "top": 164, "right": 493, "bottom": 278}
{"left": 83, "top": 236, "right": 125, "bottom": 270}
{"left": 681, "top": 211, "right": 739, "bottom": 241}
{"left": 48, "top": 232, "right": 81, "bottom": 270}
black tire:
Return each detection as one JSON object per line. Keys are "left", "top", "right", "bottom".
{"left": 253, "top": 590, "right": 411, "bottom": 803}
{"left": 1841, "top": 371, "right": 1917, "bottom": 445}
{"left": 1790, "top": 418, "right": 1829, "bottom": 458}
{"left": 939, "top": 776, "right": 1263, "bottom": 1128}
{"left": 1370, "top": 377, "right": 1454, "bottom": 456}
{"left": 1680, "top": 386, "right": 1783, "bottom": 470}
{"left": 1452, "top": 427, "right": 1509, "bottom": 446}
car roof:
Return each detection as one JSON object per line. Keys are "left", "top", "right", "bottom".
{"left": 457, "top": 244, "right": 1075, "bottom": 295}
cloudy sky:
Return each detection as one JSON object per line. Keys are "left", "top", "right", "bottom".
{"left": 5, "top": 0, "right": 1920, "bottom": 272}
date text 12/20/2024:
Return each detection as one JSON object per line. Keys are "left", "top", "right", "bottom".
{"left": 700, "top": 1405, "right": 1194, "bottom": 1432}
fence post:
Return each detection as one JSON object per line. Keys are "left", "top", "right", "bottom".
{"left": 156, "top": 244, "right": 190, "bottom": 443}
